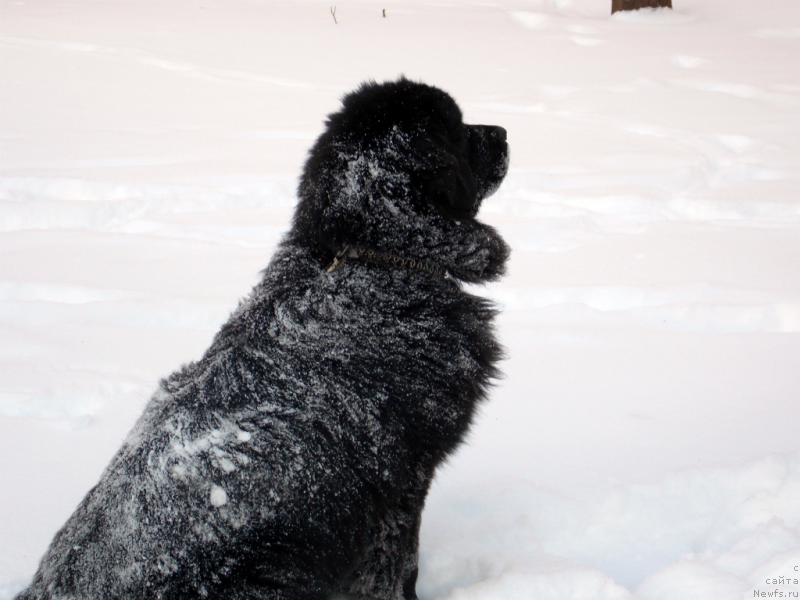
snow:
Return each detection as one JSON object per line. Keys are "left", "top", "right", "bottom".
{"left": 209, "top": 485, "right": 228, "bottom": 508}
{"left": 1, "top": 0, "right": 799, "bottom": 598}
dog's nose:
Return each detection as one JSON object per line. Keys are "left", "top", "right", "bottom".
{"left": 490, "top": 126, "right": 507, "bottom": 142}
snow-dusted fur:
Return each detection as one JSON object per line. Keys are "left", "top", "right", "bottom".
{"left": 15, "top": 78, "right": 509, "bottom": 600}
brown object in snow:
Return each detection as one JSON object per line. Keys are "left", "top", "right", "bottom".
{"left": 612, "top": 0, "right": 672, "bottom": 14}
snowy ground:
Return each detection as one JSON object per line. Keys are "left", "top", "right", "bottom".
{"left": 2, "top": 0, "right": 800, "bottom": 598}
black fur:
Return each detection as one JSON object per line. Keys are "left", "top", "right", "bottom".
{"left": 15, "top": 78, "right": 510, "bottom": 600}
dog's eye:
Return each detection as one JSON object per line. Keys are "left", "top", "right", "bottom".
{"left": 450, "top": 123, "right": 466, "bottom": 141}
{"left": 429, "top": 124, "right": 457, "bottom": 148}
{"left": 445, "top": 124, "right": 467, "bottom": 151}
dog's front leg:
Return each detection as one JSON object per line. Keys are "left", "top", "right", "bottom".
{"left": 343, "top": 479, "right": 428, "bottom": 600}
{"left": 399, "top": 510, "right": 421, "bottom": 600}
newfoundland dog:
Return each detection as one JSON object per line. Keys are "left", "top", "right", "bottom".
{"left": 16, "top": 77, "right": 510, "bottom": 600}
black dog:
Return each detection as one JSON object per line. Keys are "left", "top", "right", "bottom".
{"left": 16, "top": 78, "right": 509, "bottom": 600}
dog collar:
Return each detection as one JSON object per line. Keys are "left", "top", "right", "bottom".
{"left": 326, "top": 245, "right": 449, "bottom": 279}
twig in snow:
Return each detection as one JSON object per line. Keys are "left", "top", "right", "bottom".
{"left": 383, "top": 9, "right": 386, "bottom": 17}
{"left": 331, "top": 6, "right": 337, "bottom": 24}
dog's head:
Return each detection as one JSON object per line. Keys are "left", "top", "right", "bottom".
{"left": 290, "top": 78, "right": 510, "bottom": 283}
